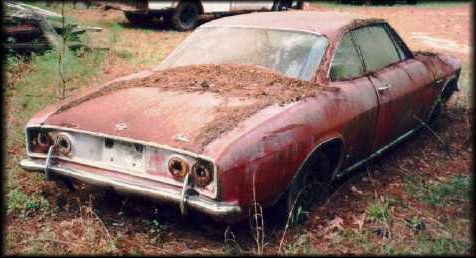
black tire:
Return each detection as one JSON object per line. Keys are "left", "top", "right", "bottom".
{"left": 124, "top": 12, "right": 154, "bottom": 24}
{"left": 429, "top": 82, "right": 457, "bottom": 124}
{"left": 284, "top": 151, "right": 332, "bottom": 226}
{"left": 272, "top": 0, "right": 290, "bottom": 11}
{"left": 295, "top": 1, "right": 305, "bottom": 9}
{"left": 171, "top": 2, "right": 200, "bottom": 31}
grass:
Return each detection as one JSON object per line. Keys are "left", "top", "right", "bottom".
{"left": 143, "top": 213, "right": 169, "bottom": 245}
{"left": 5, "top": 48, "right": 105, "bottom": 167}
{"left": 281, "top": 232, "right": 317, "bottom": 255}
{"left": 366, "top": 198, "right": 391, "bottom": 223}
{"left": 3, "top": 3, "right": 190, "bottom": 254}
{"left": 7, "top": 188, "right": 50, "bottom": 218}
{"left": 404, "top": 174, "right": 471, "bottom": 206}
{"left": 3, "top": 24, "right": 109, "bottom": 254}
{"left": 414, "top": 234, "right": 471, "bottom": 254}
{"left": 320, "top": 173, "right": 472, "bottom": 255}
{"left": 413, "top": 1, "right": 472, "bottom": 8}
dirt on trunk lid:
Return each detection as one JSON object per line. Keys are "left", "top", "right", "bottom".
{"left": 55, "top": 64, "right": 334, "bottom": 149}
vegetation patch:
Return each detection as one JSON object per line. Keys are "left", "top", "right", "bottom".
{"left": 404, "top": 174, "right": 471, "bottom": 206}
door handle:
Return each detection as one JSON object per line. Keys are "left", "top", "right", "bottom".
{"left": 378, "top": 84, "right": 391, "bottom": 92}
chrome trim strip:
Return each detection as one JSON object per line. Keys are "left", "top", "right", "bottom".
{"left": 25, "top": 124, "right": 219, "bottom": 199}
{"left": 338, "top": 126, "right": 419, "bottom": 176}
{"left": 20, "top": 159, "right": 241, "bottom": 220}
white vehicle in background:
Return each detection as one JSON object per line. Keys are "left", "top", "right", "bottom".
{"left": 117, "top": 1, "right": 305, "bottom": 31}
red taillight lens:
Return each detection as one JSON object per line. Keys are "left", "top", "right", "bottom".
{"left": 191, "top": 161, "right": 213, "bottom": 187}
{"left": 56, "top": 133, "right": 72, "bottom": 156}
{"left": 168, "top": 157, "right": 190, "bottom": 180}
{"left": 32, "top": 132, "right": 52, "bottom": 153}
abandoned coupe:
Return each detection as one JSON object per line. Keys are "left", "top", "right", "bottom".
{"left": 21, "top": 11, "right": 460, "bottom": 223}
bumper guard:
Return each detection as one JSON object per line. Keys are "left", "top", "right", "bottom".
{"left": 20, "top": 158, "right": 242, "bottom": 221}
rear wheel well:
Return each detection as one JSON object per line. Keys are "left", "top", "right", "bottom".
{"left": 300, "top": 138, "right": 343, "bottom": 182}
{"left": 273, "top": 138, "right": 343, "bottom": 225}
{"left": 315, "top": 139, "right": 343, "bottom": 180}
{"left": 441, "top": 79, "right": 458, "bottom": 103}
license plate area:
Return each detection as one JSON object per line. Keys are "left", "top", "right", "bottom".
{"left": 102, "top": 140, "right": 145, "bottom": 173}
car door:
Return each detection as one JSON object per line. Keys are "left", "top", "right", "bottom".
{"left": 351, "top": 24, "right": 425, "bottom": 152}
{"left": 384, "top": 24, "right": 439, "bottom": 121}
{"left": 329, "top": 32, "right": 379, "bottom": 167}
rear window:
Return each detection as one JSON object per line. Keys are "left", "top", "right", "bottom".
{"left": 158, "top": 27, "right": 328, "bottom": 81}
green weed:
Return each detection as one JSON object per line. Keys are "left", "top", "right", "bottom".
{"left": 413, "top": 234, "right": 470, "bottom": 254}
{"left": 143, "top": 215, "right": 168, "bottom": 245}
{"left": 7, "top": 188, "right": 50, "bottom": 218}
{"left": 109, "top": 24, "right": 123, "bottom": 44}
{"left": 367, "top": 199, "right": 391, "bottom": 223}
{"left": 404, "top": 174, "right": 471, "bottom": 206}
{"left": 282, "top": 232, "right": 316, "bottom": 255}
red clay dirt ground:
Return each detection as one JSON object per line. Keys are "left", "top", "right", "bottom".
{"left": 3, "top": 2, "right": 473, "bottom": 255}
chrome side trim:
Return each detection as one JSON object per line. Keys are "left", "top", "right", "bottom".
{"left": 338, "top": 126, "right": 420, "bottom": 176}
{"left": 20, "top": 159, "right": 241, "bottom": 220}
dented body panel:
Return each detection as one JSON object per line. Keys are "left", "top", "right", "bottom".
{"left": 21, "top": 12, "right": 461, "bottom": 222}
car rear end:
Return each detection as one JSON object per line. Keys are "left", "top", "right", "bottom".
{"left": 20, "top": 125, "right": 242, "bottom": 221}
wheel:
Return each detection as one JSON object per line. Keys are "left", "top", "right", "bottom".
{"left": 284, "top": 151, "right": 332, "bottom": 226}
{"left": 429, "top": 82, "right": 457, "bottom": 124}
{"left": 272, "top": 1, "right": 290, "bottom": 11}
{"left": 171, "top": 2, "right": 200, "bottom": 31}
{"left": 295, "top": 1, "right": 305, "bottom": 9}
{"left": 124, "top": 12, "right": 154, "bottom": 24}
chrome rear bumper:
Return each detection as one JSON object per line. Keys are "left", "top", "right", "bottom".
{"left": 20, "top": 159, "right": 242, "bottom": 221}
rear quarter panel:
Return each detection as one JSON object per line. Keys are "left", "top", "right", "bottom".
{"left": 213, "top": 83, "right": 379, "bottom": 209}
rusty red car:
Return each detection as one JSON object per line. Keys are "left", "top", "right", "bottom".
{"left": 21, "top": 11, "right": 460, "bottom": 224}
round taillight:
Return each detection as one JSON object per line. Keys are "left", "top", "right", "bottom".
{"left": 56, "top": 133, "right": 72, "bottom": 156}
{"left": 191, "top": 161, "right": 213, "bottom": 187}
{"left": 37, "top": 132, "right": 51, "bottom": 149}
{"left": 34, "top": 132, "right": 53, "bottom": 153}
{"left": 168, "top": 157, "right": 190, "bottom": 180}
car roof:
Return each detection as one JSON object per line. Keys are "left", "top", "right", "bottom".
{"left": 202, "top": 11, "right": 383, "bottom": 41}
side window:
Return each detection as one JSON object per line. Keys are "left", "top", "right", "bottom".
{"left": 330, "top": 33, "right": 363, "bottom": 81}
{"left": 352, "top": 25, "right": 401, "bottom": 72}
{"left": 385, "top": 24, "right": 413, "bottom": 61}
